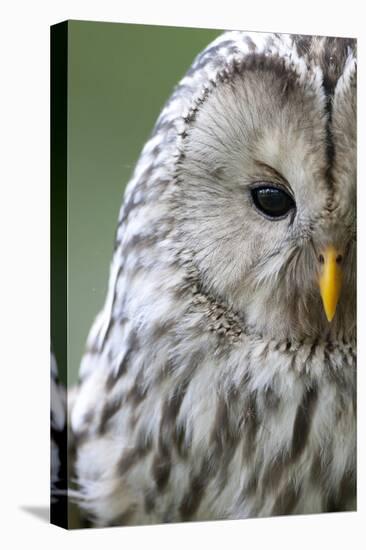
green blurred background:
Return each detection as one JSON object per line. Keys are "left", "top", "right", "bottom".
{"left": 66, "top": 20, "right": 221, "bottom": 385}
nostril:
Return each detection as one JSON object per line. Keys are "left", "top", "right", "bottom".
{"left": 336, "top": 255, "right": 343, "bottom": 264}
{"left": 318, "top": 254, "right": 324, "bottom": 264}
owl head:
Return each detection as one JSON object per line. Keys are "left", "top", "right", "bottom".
{"left": 114, "top": 31, "right": 356, "bottom": 347}
{"left": 171, "top": 32, "right": 356, "bottom": 343}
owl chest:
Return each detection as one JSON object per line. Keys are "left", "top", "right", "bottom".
{"left": 75, "top": 334, "right": 356, "bottom": 524}
{"left": 158, "top": 338, "right": 356, "bottom": 519}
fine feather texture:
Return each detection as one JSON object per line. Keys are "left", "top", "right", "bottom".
{"left": 70, "top": 31, "right": 356, "bottom": 527}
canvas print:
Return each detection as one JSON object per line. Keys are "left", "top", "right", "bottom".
{"left": 51, "top": 20, "right": 357, "bottom": 529}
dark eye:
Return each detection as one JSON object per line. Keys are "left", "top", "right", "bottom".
{"left": 250, "top": 185, "right": 295, "bottom": 219}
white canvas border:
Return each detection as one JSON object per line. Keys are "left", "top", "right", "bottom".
{"left": 0, "top": 1, "right": 363, "bottom": 548}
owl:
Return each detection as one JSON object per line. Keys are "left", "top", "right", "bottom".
{"left": 70, "top": 31, "right": 356, "bottom": 527}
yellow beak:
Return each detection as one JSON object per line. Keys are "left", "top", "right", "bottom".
{"left": 318, "top": 246, "right": 343, "bottom": 322}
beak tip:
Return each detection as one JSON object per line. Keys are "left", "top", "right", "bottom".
{"left": 323, "top": 300, "right": 337, "bottom": 322}
{"left": 325, "top": 310, "right": 336, "bottom": 323}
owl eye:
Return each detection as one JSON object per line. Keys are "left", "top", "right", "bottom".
{"left": 250, "top": 185, "right": 295, "bottom": 219}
